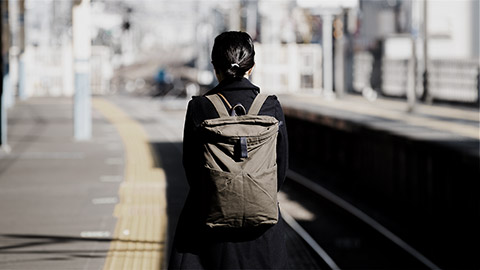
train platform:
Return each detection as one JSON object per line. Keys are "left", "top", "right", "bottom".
{"left": 0, "top": 94, "right": 324, "bottom": 269}
{"left": 280, "top": 93, "right": 479, "bottom": 155}
{"left": 0, "top": 96, "right": 171, "bottom": 270}
{"left": 0, "top": 91, "right": 477, "bottom": 269}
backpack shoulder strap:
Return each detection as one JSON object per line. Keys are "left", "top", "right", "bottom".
{"left": 206, "top": 94, "right": 230, "bottom": 117}
{"left": 247, "top": 94, "right": 269, "bottom": 115}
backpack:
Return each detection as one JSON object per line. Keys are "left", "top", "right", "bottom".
{"left": 200, "top": 93, "right": 279, "bottom": 229}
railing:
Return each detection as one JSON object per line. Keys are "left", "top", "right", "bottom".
{"left": 24, "top": 45, "right": 113, "bottom": 97}
{"left": 353, "top": 51, "right": 480, "bottom": 104}
{"left": 24, "top": 45, "right": 73, "bottom": 97}
{"left": 352, "top": 51, "right": 373, "bottom": 93}
{"left": 253, "top": 43, "right": 323, "bottom": 94}
{"left": 428, "top": 59, "right": 479, "bottom": 103}
{"left": 381, "top": 58, "right": 410, "bottom": 97}
{"left": 91, "top": 46, "right": 114, "bottom": 95}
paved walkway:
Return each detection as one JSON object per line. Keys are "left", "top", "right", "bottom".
{"left": 0, "top": 98, "right": 125, "bottom": 269}
{"left": 92, "top": 98, "right": 167, "bottom": 270}
{"left": 0, "top": 96, "right": 170, "bottom": 270}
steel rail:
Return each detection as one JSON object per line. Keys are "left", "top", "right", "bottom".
{"left": 287, "top": 170, "right": 441, "bottom": 270}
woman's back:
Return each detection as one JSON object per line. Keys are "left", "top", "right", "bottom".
{"left": 168, "top": 32, "right": 289, "bottom": 270}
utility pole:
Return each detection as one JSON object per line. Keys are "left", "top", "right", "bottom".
{"left": 72, "top": 0, "right": 91, "bottom": 140}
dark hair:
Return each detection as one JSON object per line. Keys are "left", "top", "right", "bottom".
{"left": 211, "top": 31, "right": 255, "bottom": 79}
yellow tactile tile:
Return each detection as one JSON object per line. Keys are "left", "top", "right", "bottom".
{"left": 93, "top": 98, "right": 168, "bottom": 270}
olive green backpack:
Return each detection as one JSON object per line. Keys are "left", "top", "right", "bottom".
{"left": 201, "top": 93, "right": 279, "bottom": 229}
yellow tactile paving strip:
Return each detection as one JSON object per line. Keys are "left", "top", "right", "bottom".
{"left": 93, "top": 98, "right": 167, "bottom": 270}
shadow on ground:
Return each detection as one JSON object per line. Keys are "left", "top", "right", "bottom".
{"left": 149, "top": 141, "right": 188, "bottom": 266}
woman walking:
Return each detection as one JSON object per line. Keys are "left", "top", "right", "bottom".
{"left": 169, "top": 31, "right": 289, "bottom": 269}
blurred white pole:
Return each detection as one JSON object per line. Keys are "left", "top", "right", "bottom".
{"left": 1, "top": 0, "right": 10, "bottom": 150}
{"left": 6, "top": 0, "right": 18, "bottom": 109}
{"left": 73, "top": 0, "right": 91, "bottom": 140}
{"left": 322, "top": 13, "right": 334, "bottom": 98}
{"left": 422, "top": 0, "right": 430, "bottom": 102}
{"left": 246, "top": 1, "right": 257, "bottom": 38}
{"left": 17, "top": 0, "right": 25, "bottom": 101}
{"left": 229, "top": 1, "right": 241, "bottom": 31}
{"left": 334, "top": 14, "right": 345, "bottom": 97}
{"left": 407, "top": 38, "right": 416, "bottom": 112}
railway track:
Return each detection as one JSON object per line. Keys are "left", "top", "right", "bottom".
{"left": 282, "top": 169, "right": 441, "bottom": 270}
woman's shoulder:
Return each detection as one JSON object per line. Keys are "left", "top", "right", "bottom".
{"left": 258, "top": 94, "right": 283, "bottom": 115}
{"left": 185, "top": 95, "right": 219, "bottom": 126}
{"left": 188, "top": 95, "right": 210, "bottom": 108}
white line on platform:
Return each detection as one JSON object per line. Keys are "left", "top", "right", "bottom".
{"left": 106, "top": 143, "right": 121, "bottom": 151}
{"left": 105, "top": 157, "right": 123, "bottom": 165}
{"left": 80, "top": 231, "right": 111, "bottom": 238}
{"left": 92, "top": 197, "right": 118, "bottom": 205}
{"left": 100, "top": 175, "right": 122, "bottom": 182}
{"left": 3, "top": 152, "right": 85, "bottom": 159}
{"left": 287, "top": 170, "right": 441, "bottom": 270}
{"left": 102, "top": 126, "right": 115, "bottom": 132}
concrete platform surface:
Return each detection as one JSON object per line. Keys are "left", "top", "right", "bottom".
{"left": 280, "top": 93, "right": 479, "bottom": 156}
{"left": 0, "top": 97, "right": 124, "bottom": 270}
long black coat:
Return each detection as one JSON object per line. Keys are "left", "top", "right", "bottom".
{"left": 168, "top": 78, "right": 289, "bottom": 269}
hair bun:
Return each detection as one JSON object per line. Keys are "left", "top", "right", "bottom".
{"left": 211, "top": 31, "right": 255, "bottom": 79}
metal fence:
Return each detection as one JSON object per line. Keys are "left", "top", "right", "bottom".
{"left": 91, "top": 46, "right": 114, "bottom": 95}
{"left": 24, "top": 45, "right": 113, "bottom": 97}
{"left": 353, "top": 51, "right": 480, "bottom": 104}
{"left": 24, "top": 45, "right": 73, "bottom": 97}
{"left": 428, "top": 59, "right": 479, "bottom": 103}
{"left": 253, "top": 44, "right": 323, "bottom": 94}
{"left": 352, "top": 51, "right": 373, "bottom": 93}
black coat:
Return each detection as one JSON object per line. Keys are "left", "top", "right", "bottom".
{"left": 168, "top": 78, "right": 289, "bottom": 269}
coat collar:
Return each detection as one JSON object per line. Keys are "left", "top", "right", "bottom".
{"left": 205, "top": 77, "right": 260, "bottom": 96}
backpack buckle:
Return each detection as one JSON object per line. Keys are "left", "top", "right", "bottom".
{"left": 239, "top": 137, "right": 248, "bottom": 158}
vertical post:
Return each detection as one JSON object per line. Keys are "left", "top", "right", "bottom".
{"left": 17, "top": 0, "right": 25, "bottom": 100}
{"left": 407, "top": 37, "right": 416, "bottom": 112}
{"left": 5, "top": 0, "right": 14, "bottom": 109}
{"left": 229, "top": 0, "right": 241, "bottom": 31}
{"left": 246, "top": 1, "right": 257, "bottom": 38}
{"left": 1, "top": 0, "right": 10, "bottom": 150}
{"left": 73, "top": 0, "right": 91, "bottom": 140}
{"left": 421, "top": 0, "right": 429, "bottom": 102}
{"left": 0, "top": 0, "right": 4, "bottom": 148}
{"left": 334, "top": 13, "right": 345, "bottom": 97}
{"left": 322, "top": 13, "right": 334, "bottom": 98}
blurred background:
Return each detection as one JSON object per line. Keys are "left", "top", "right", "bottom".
{"left": 1, "top": 0, "right": 479, "bottom": 103}
{"left": 0, "top": 0, "right": 479, "bottom": 269}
